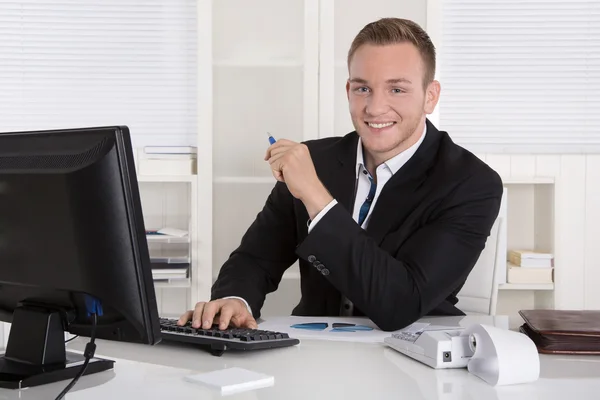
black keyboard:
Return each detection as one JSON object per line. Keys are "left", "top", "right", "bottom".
{"left": 158, "top": 318, "right": 300, "bottom": 356}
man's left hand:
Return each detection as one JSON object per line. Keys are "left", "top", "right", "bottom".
{"left": 265, "top": 139, "right": 333, "bottom": 219}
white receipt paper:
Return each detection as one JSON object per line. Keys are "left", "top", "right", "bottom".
{"left": 184, "top": 367, "right": 274, "bottom": 395}
{"left": 463, "top": 324, "right": 540, "bottom": 386}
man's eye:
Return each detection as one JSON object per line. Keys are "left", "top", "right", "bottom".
{"left": 354, "top": 87, "right": 369, "bottom": 93}
{"left": 392, "top": 88, "right": 405, "bottom": 93}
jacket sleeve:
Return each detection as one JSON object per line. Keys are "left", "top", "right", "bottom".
{"left": 294, "top": 173, "right": 503, "bottom": 331}
{"left": 210, "top": 181, "right": 299, "bottom": 318}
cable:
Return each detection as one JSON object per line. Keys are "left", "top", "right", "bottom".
{"left": 64, "top": 335, "right": 79, "bottom": 343}
{"left": 55, "top": 313, "right": 97, "bottom": 400}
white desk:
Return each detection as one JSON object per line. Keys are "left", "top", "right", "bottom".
{"left": 1, "top": 315, "right": 599, "bottom": 399}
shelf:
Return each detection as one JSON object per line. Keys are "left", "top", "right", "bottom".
{"left": 502, "top": 177, "right": 555, "bottom": 184}
{"left": 149, "top": 248, "right": 190, "bottom": 263}
{"left": 499, "top": 283, "right": 554, "bottom": 290}
{"left": 214, "top": 176, "right": 276, "bottom": 184}
{"left": 146, "top": 235, "right": 190, "bottom": 244}
{"left": 214, "top": 59, "right": 303, "bottom": 67}
{"left": 154, "top": 279, "right": 191, "bottom": 289}
{"left": 137, "top": 175, "right": 195, "bottom": 183}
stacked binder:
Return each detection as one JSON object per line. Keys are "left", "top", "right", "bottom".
{"left": 519, "top": 309, "right": 600, "bottom": 354}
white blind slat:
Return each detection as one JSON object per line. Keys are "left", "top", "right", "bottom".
{"left": 0, "top": 0, "right": 197, "bottom": 148}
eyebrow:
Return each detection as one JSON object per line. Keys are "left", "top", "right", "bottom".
{"left": 349, "top": 77, "right": 413, "bottom": 85}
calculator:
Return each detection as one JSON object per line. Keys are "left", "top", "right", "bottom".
{"left": 384, "top": 329, "right": 473, "bottom": 369}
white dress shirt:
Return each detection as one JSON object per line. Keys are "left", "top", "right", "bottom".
{"left": 228, "top": 124, "right": 427, "bottom": 317}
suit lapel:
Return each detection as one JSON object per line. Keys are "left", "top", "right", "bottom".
{"left": 365, "top": 120, "right": 442, "bottom": 245}
{"left": 365, "top": 170, "right": 428, "bottom": 245}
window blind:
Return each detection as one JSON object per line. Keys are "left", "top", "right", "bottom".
{"left": 438, "top": 0, "right": 600, "bottom": 152}
{"left": 0, "top": 0, "right": 197, "bottom": 149}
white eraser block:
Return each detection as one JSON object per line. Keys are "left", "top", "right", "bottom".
{"left": 184, "top": 367, "right": 274, "bottom": 395}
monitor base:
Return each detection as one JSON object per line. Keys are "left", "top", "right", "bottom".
{"left": 0, "top": 351, "right": 114, "bottom": 389}
{"left": 0, "top": 304, "right": 114, "bottom": 389}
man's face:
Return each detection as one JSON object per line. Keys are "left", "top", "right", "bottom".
{"left": 346, "top": 42, "right": 439, "bottom": 161}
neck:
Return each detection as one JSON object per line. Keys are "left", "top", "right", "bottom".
{"left": 364, "top": 118, "right": 425, "bottom": 176}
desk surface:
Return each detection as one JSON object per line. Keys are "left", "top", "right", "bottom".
{"left": 1, "top": 315, "right": 599, "bottom": 399}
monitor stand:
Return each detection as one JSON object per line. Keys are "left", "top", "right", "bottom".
{"left": 0, "top": 305, "right": 114, "bottom": 389}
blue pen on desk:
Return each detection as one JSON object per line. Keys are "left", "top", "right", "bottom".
{"left": 267, "top": 132, "right": 276, "bottom": 145}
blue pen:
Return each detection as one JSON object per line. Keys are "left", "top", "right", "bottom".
{"left": 267, "top": 132, "right": 276, "bottom": 145}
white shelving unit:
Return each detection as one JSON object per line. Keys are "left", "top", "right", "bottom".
{"left": 134, "top": 156, "right": 202, "bottom": 315}
{"left": 495, "top": 177, "right": 556, "bottom": 328}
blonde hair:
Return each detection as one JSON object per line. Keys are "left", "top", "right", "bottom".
{"left": 347, "top": 18, "right": 436, "bottom": 89}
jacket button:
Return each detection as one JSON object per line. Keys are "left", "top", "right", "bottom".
{"left": 308, "top": 255, "right": 316, "bottom": 263}
{"left": 315, "top": 263, "right": 324, "bottom": 271}
{"left": 321, "top": 268, "right": 330, "bottom": 276}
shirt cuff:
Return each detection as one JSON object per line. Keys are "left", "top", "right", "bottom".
{"left": 307, "top": 199, "right": 338, "bottom": 233}
{"left": 223, "top": 296, "right": 253, "bottom": 316}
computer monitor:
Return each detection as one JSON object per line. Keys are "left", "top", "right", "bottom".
{"left": 0, "top": 126, "right": 161, "bottom": 390}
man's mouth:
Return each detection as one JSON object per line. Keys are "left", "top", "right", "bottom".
{"left": 366, "top": 121, "right": 396, "bottom": 129}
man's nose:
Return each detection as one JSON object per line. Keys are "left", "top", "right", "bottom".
{"left": 365, "top": 91, "right": 389, "bottom": 116}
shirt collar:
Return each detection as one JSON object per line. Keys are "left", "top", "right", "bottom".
{"left": 355, "top": 123, "right": 427, "bottom": 178}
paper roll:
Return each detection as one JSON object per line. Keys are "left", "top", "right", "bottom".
{"left": 462, "top": 324, "right": 540, "bottom": 386}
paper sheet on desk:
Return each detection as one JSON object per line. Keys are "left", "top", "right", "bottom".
{"left": 258, "top": 316, "right": 462, "bottom": 343}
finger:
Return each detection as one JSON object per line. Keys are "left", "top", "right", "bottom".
{"left": 267, "top": 153, "right": 286, "bottom": 182}
{"left": 267, "top": 151, "right": 288, "bottom": 166}
{"left": 230, "top": 312, "right": 257, "bottom": 329}
{"left": 218, "top": 305, "right": 235, "bottom": 330}
{"left": 272, "top": 168, "right": 284, "bottom": 182}
{"left": 191, "top": 302, "right": 206, "bottom": 328}
{"left": 268, "top": 143, "right": 294, "bottom": 158}
{"left": 177, "top": 310, "right": 193, "bottom": 326}
{"left": 269, "top": 160, "right": 284, "bottom": 181}
{"left": 246, "top": 317, "right": 259, "bottom": 329}
{"left": 264, "top": 140, "right": 295, "bottom": 160}
{"left": 201, "top": 300, "right": 222, "bottom": 329}
{"left": 264, "top": 142, "right": 284, "bottom": 160}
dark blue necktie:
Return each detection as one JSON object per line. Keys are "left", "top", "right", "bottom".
{"left": 358, "top": 174, "right": 377, "bottom": 226}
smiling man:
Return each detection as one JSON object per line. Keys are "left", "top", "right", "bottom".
{"left": 178, "top": 18, "right": 503, "bottom": 332}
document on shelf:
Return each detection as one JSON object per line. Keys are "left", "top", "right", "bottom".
{"left": 258, "top": 316, "right": 462, "bottom": 344}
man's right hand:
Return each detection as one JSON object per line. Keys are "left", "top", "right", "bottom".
{"left": 176, "top": 298, "right": 258, "bottom": 330}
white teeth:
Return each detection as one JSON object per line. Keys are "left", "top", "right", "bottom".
{"left": 368, "top": 122, "right": 394, "bottom": 129}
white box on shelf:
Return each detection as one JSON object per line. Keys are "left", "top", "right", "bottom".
{"left": 507, "top": 264, "right": 553, "bottom": 284}
{"left": 508, "top": 250, "right": 553, "bottom": 268}
{"left": 136, "top": 149, "right": 197, "bottom": 176}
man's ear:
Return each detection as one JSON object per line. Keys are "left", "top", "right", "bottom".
{"left": 424, "top": 80, "right": 441, "bottom": 114}
{"left": 346, "top": 80, "right": 351, "bottom": 100}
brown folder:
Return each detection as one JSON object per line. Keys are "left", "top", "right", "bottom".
{"left": 518, "top": 309, "right": 600, "bottom": 354}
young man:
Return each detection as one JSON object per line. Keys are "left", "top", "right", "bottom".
{"left": 178, "top": 18, "right": 503, "bottom": 332}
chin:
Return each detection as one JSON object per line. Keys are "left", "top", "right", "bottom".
{"left": 359, "top": 134, "right": 397, "bottom": 153}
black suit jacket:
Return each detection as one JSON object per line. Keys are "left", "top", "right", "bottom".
{"left": 211, "top": 119, "right": 503, "bottom": 331}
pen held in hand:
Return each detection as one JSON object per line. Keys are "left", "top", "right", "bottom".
{"left": 267, "top": 132, "right": 276, "bottom": 145}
